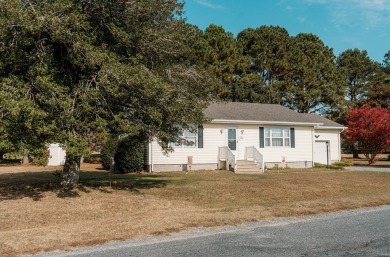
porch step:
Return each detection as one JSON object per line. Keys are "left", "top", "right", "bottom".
{"left": 235, "top": 160, "right": 262, "bottom": 174}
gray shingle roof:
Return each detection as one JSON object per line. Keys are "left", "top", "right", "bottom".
{"left": 301, "top": 114, "right": 345, "bottom": 128}
{"left": 203, "top": 102, "right": 344, "bottom": 128}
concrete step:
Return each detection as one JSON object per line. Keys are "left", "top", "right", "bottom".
{"left": 235, "top": 169, "right": 263, "bottom": 174}
{"left": 236, "top": 160, "right": 262, "bottom": 174}
{"left": 237, "top": 160, "right": 256, "bottom": 165}
{"left": 237, "top": 165, "right": 259, "bottom": 170}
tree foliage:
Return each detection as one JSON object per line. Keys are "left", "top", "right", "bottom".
{"left": 337, "top": 49, "right": 381, "bottom": 106}
{"left": 202, "top": 24, "right": 248, "bottom": 101}
{"left": 0, "top": 0, "right": 217, "bottom": 185}
{"left": 343, "top": 106, "right": 390, "bottom": 164}
{"left": 100, "top": 137, "right": 119, "bottom": 170}
{"left": 282, "top": 33, "right": 344, "bottom": 113}
{"left": 236, "top": 28, "right": 344, "bottom": 113}
{"left": 237, "top": 26, "right": 290, "bottom": 104}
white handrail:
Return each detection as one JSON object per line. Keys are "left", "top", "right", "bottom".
{"left": 245, "top": 146, "right": 264, "bottom": 172}
{"left": 218, "top": 146, "right": 236, "bottom": 172}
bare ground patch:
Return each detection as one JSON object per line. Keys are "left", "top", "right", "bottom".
{"left": 1, "top": 166, "right": 390, "bottom": 256}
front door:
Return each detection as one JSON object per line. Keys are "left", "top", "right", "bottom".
{"left": 227, "top": 127, "right": 239, "bottom": 158}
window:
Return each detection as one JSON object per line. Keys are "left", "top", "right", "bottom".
{"left": 183, "top": 129, "right": 197, "bottom": 148}
{"left": 265, "top": 128, "right": 290, "bottom": 147}
{"left": 170, "top": 126, "right": 203, "bottom": 148}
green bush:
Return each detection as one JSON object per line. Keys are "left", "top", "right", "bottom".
{"left": 332, "top": 160, "right": 352, "bottom": 167}
{"left": 314, "top": 162, "right": 326, "bottom": 168}
{"left": 114, "top": 136, "right": 145, "bottom": 173}
{"left": 100, "top": 138, "right": 119, "bottom": 170}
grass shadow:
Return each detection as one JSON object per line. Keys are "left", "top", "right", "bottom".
{"left": 0, "top": 170, "right": 169, "bottom": 201}
{"left": 0, "top": 171, "right": 60, "bottom": 201}
{"left": 79, "top": 171, "right": 169, "bottom": 193}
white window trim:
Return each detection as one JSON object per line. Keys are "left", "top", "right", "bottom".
{"left": 265, "top": 127, "right": 291, "bottom": 148}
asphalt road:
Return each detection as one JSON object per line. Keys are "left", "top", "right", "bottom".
{"left": 37, "top": 205, "right": 390, "bottom": 257}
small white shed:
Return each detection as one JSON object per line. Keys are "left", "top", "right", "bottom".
{"left": 47, "top": 143, "right": 66, "bottom": 166}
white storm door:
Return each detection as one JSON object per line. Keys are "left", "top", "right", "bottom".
{"left": 227, "top": 127, "right": 239, "bottom": 158}
{"left": 314, "top": 141, "right": 329, "bottom": 164}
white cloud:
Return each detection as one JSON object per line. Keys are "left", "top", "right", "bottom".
{"left": 304, "top": 0, "right": 390, "bottom": 29}
{"left": 192, "top": 0, "right": 224, "bottom": 9}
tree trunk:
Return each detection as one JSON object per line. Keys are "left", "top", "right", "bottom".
{"left": 61, "top": 155, "right": 81, "bottom": 186}
{"left": 352, "top": 149, "right": 359, "bottom": 158}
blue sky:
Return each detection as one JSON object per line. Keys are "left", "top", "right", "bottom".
{"left": 183, "top": 0, "right": 390, "bottom": 63}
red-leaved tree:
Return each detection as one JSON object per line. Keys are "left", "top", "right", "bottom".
{"left": 344, "top": 105, "right": 390, "bottom": 164}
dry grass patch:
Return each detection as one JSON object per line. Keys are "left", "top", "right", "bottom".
{"left": 1, "top": 166, "right": 390, "bottom": 256}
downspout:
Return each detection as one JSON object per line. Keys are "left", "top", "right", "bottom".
{"left": 338, "top": 128, "right": 346, "bottom": 162}
{"left": 150, "top": 140, "right": 153, "bottom": 173}
{"left": 312, "top": 127, "right": 315, "bottom": 167}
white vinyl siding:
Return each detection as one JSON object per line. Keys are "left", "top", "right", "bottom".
{"left": 252, "top": 126, "right": 312, "bottom": 163}
{"left": 151, "top": 123, "right": 225, "bottom": 165}
{"left": 148, "top": 123, "right": 342, "bottom": 171}
{"left": 313, "top": 129, "right": 342, "bottom": 162}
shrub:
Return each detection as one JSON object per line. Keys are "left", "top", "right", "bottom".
{"left": 314, "top": 162, "right": 326, "bottom": 168}
{"left": 333, "top": 160, "right": 352, "bottom": 167}
{"left": 100, "top": 138, "right": 119, "bottom": 170}
{"left": 114, "top": 136, "right": 145, "bottom": 173}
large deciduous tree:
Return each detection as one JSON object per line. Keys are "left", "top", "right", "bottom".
{"left": 343, "top": 106, "right": 390, "bottom": 164}
{"left": 0, "top": 0, "right": 217, "bottom": 185}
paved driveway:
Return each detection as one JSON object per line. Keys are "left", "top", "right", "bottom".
{"left": 37, "top": 205, "right": 390, "bottom": 257}
{"left": 345, "top": 166, "right": 390, "bottom": 172}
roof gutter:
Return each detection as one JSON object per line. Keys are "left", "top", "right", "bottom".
{"left": 210, "top": 119, "right": 322, "bottom": 126}
{"left": 314, "top": 126, "right": 347, "bottom": 130}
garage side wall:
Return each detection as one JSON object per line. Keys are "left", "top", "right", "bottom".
{"left": 313, "top": 129, "right": 342, "bottom": 163}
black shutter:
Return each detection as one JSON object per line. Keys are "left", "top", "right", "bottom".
{"left": 198, "top": 126, "right": 203, "bottom": 148}
{"left": 290, "top": 128, "right": 295, "bottom": 148}
{"left": 259, "top": 127, "right": 264, "bottom": 148}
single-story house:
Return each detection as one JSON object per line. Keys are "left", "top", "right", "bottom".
{"left": 145, "top": 102, "right": 346, "bottom": 173}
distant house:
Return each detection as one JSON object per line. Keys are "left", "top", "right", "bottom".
{"left": 145, "top": 102, "right": 345, "bottom": 173}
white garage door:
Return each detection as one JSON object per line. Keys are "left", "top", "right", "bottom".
{"left": 314, "top": 141, "right": 328, "bottom": 164}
